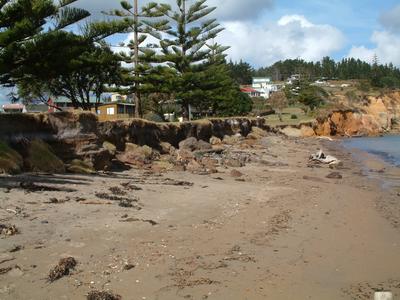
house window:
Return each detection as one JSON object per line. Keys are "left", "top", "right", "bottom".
{"left": 106, "top": 107, "right": 115, "bottom": 115}
{"left": 96, "top": 110, "right": 101, "bottom": 115}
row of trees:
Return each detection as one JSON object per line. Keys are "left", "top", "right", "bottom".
{"left": 228, "top": 57, "right": 400, "bottom": 89}
{"left": 258, "top": 57, "right": 400, "bottom": 89}
{"left": 0, "top": 0, "right": 252, "bottom": 119}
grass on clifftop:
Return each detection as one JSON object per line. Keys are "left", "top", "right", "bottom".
{"left": 0, "top": 141, "right": 23, "bottom": 174}
{"left": 264, "top": 107, "right": 315, "bottom": 126}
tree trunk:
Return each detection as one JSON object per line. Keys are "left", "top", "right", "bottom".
{"left": 133, "top": 0, "right": 141, "bottom": 118}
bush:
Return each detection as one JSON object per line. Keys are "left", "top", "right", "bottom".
{"left": 290, "top": 114, "right": 298, "bottom": 119}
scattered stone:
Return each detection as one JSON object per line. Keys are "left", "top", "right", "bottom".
{"left": 123, "top": 264, "right": 135, "bottom": 271}
{"left": 0, "top": 224, "right": 19, "bottom": 236}
{"left": 120, "top": 182, "right": 142, "bottom": 191}
{"left": 119, "top": 199, "right": 134, "bottom": 208}
{"left": 120, "top": 218, "right": 158, "bottom": 226}
{"left": 230, "top": 169, "right": 244, "bottom": 178}
{"left": 161, "top": 178, "right": 193, "bottom": 187}
{"left": 0, "top": 266, "right": 13, "bottom": 275}
{"left": 48, "top": 257, "right": 77, "bottom": 282}
{"left": 326, "top": 172, "right": 343, "bottom": 179}
{"left": 8, "top": 245, "right": 23, "bottom": 253}
{"left": 46, "top": 197, "right": 70, "bottom": 204}
{"left": 87, "top": 290, "right": 122, "bottom": 300}
{"left": 109, "top": 186, "right": 127, "bottom": 196}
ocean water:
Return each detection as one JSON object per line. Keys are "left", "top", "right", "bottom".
{"left": 343, "top": 135, "right": 400, "bottom": 167}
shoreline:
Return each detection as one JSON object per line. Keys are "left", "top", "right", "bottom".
{"left": 1, "top": 134, "right": 400, "bottom": 299}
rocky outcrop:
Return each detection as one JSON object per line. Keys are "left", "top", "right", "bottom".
{"left": 314, "top": 91, "right": 400, "bottom": 136}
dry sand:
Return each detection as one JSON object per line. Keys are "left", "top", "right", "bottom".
{"left": 1, "top": 136, "right": 400, "bottom": 300}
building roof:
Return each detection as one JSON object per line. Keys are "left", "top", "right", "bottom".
{"left": 26, "top": 104, "right": 49, "bottom": 113}
{"left": 97, "top": 101, "right": 135, "bottom": 107}
{"left": 2, "top": 103, "right": 25, "bottom": 110}
{"left": 240, "top": 87, "right": 259, "bottom": 93}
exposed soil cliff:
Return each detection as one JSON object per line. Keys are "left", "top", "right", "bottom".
{"left": 0, "top": 112, "right": 283, "bottom": 173}
{"left": 314, "top": 91, "right": 400, "bottom": 136}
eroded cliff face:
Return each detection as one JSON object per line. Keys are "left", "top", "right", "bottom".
{"left": 0, "top": 112, "right": 279, "bottom": 168}
{"left": 314, "top": 91, "right": 400, "bottom": 136}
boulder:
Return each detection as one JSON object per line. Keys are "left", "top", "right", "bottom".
{"left": 176, "top": 149, "right": 194, "bottom": 162}
{"left": 0, "top": 141, "right": 23, "bottom": 174}
{"left": 230, "top": 169, "right": 244, "bottom": 178}
{"left": 151, "top": 160, "right": 174, "bottom": 172}
{"left": 197, "top": 140, "right": 212, "bottom": 150}
{"left": 209, "top": 136, "right": 222, "bottom": 146}
{"left": 67, "top": 159, "right": 96, "bottom": 174}
{"left": 223, "top": 134, "right": 243, "bottom": 145}
{"left": 116, "top": 143, "right": 155, "bottom": 166}
{"left": 102, "top": 141, "right": 117, "bottom": 155}
{"left": 179, "top": 137, "right": 212, "bottom": 152}
{"left": 186, "top": 159, "right": 203, "bottom": 173}
{"left": 179, "top": 137, "right": 198, "bottom": 151}
{"left": 160, "top": 142, "right": 175, "bottom": 155}
{"left": 25, "top": 139, "right": 65, "bottom": 173}
{"left": 247, "top": 127, "right": 267, "bottom": 140}
{"left": 83, "top": 148, "right": 113, "bottom": 171}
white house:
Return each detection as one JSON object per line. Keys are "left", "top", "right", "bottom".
{"left": 252, "top": 77, "right": 279, "bottom": 99}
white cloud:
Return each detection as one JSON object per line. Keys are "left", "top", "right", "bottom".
{"left": 75, "top": 0, "right": 274, "bottom": 22}
{"left": 380, "top": 4, "right": 400, "bottom": 33}
{"left": 347, "top": 5, "right": 400, "bottom": 66}
{"left": 217, "top": 15, "right": 345, "bottom": 67}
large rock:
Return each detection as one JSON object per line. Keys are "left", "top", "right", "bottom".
{"left": 159, "top": 142, "right": 175, "bottom": 155}
{"left": 209, "top": 136, "right": 222, "bottom": 145}
{"left": 179, "top": 137, "right": 212, "bottom": 151}
{"left": 67, "top": 159, "right": 96, "bottom": 174}
{"left": 25, "top": 139, "right": 65, "bottom": 173}
{"left": 223, "top": 134, "right": 243, "bottom": 145}
{"left": 247, "top": 127, "right": 268, "bottom": 140}
{"left": 116, "top": 143, "right": 155, "bottom": 166}
{"left": 0, "top": 141, "right": 23, "bottom": 174}
{"left": 102, "top": 141, "right": 117, "bottom": 155}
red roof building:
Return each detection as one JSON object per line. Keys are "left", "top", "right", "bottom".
{"left": 240, "top": 86, "right": 262, "bottom": 98}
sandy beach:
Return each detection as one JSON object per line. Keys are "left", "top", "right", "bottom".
{"left": 1, "top": 134, "right": 400, "bottom": 300}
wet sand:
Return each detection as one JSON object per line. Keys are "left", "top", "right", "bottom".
{"left": 1, "top": 135, "right": 400, "bottom": 300}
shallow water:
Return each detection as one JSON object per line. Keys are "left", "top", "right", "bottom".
{"left": 343, "top": 135, "right": 400, "bottom": 167}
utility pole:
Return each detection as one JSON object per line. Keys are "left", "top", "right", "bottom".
{"left": 133, "top": 0, "right": 141, "bottom": 118}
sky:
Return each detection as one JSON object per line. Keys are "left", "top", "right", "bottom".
{"left": 1, "top": 0, "right": 400, "bottom": 103}
{"left": 74, "top": 0, "right": 400, "bottom": 67}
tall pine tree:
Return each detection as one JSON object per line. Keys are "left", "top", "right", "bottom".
{"left": 0, "top": 0, "right": 90, "bottom": 87}
{"left": 147, "top": 0, "right": 225, "bottom": 120}
{"left": 106, "top": 1, "right": 170, "bottom": 117}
